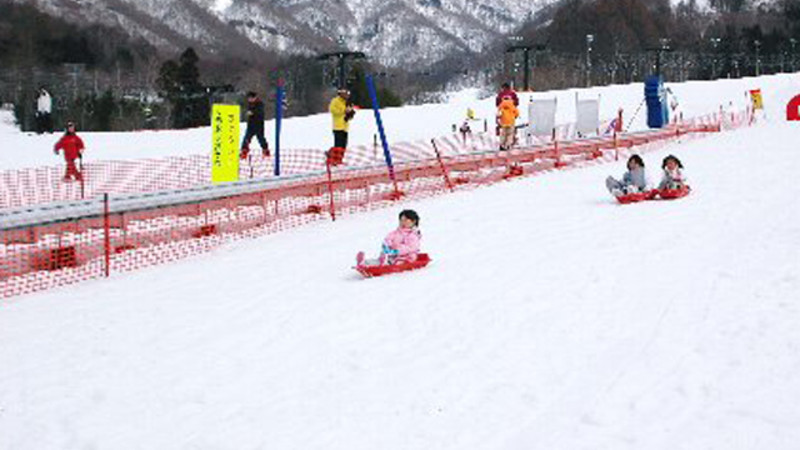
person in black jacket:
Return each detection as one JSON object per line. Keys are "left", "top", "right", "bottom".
{"left": 240, "top": 91, "right": 269, "bottom": 159}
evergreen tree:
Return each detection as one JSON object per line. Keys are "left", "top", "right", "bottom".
{"left": 178, "top": 48, "right": 202, "bottom": 93}
{"left": 157, "top": 60, "right": 180, "bottom": 97}
{"left": 94, "top": 90, "right": 116, "bottom": 131}
{"left": 156, "top": 48, "right": 209, "bottom": 129}
{"left": 347, "top": 65, "right": 402, "bottom": 109}
{"left": 710, "top": 0, "right": 750, "bottom": 14}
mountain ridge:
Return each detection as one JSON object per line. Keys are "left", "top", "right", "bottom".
{"left": 16, "top": 0, "right": 555, "bottom": 67}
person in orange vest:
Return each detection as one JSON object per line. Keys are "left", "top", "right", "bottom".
{"left": 496, "top": 96, "right": 519, "bottom": 150}
{"left": 53, "top": 121, "right": 85, "bottom": 182}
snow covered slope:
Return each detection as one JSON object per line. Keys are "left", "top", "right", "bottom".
{"left": 1, "top": 117, "right": 799, "bottom": 450}
{"left": 1, "top": 74, "right": 800, "bottom": 449}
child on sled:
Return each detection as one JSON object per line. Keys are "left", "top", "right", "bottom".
{"left": 357, "top": 210, "right": 421, "bottom": 267}
{"left": 658, "top": 154, "right": 687, "bottom": 190}
{"left": 606, "top": 154, "right": 648, "bottom": 196}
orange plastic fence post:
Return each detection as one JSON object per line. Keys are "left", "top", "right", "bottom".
{"left": 79, "top": 157, "right": 85, "bottom": 200}
{"left": 261, "top": 192, "right": 269, "bottom": 226}
{"left": 553, "top": 139, "right": 567, "bottom": 168}
{"left": 104, "top": 193, "right": 110, "bottom": 277}
{"left": 325, "top": 161, "right": 336, "bottom": 221}
{"left": 431, "top": 139, "right": 454, "bottom": 192}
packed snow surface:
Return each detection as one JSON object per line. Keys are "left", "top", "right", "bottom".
{"left": 1, "top": 73, "right": 799, "bottom": 449}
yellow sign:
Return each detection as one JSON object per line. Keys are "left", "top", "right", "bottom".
{"left": 749, "top": 89, "right": 764, "bottom": 110}
{"left": 211, "top": 104, "right": 241, "bottom": 184}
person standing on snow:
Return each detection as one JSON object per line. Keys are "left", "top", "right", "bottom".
{"left": 330, "top": 88, "right": 355, "bottom": 149}
{"left": 53, "top": 121, "right": 85, "bottom": 182}
{"left": 36, "top": 87, "right": 53, "bottom": 134}
{"left": 494, "top": 83, "right": 519, "bottom": 139}
{"left": 459, "top": 120, "right": 472, "bottom": 145}
{"left": 497, "top": 96, "right": 519, "bottom": 150}
{"left": 327, "top": 88, "right": 355, "bottom": 165}
{"left": 240, "top": 91, "right": 269, "bottom": 159}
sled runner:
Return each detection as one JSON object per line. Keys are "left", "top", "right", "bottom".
{"left": 354, "top": 253, "right": 431, "bottom": 278}
{"left": 658, "top": 185, "right": 691, "bottom": 200}
{"left": 615, "top": 189, "right": 658, "bottom": 204}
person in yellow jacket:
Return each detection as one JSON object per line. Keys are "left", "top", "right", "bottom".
{"left": 497, "top": 95, "right": 519, "bottom": 150}
{"left": 329, "top": 88, "right": 355, "bottom": 149}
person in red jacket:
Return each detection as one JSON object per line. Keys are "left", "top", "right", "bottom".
{"left": 53, "top": 121, "right": 85, "bottom": 182}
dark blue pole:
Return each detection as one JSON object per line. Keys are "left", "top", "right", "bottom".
{"left": 366, "top": 74, "right": 399, "bottom": 192}
{"left": 274, "top": 84, "right": 284, "bottom": 176}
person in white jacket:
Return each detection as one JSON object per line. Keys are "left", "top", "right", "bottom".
{"left": 36, "top": 87, "right": 53, "bottom": 134}
{"left": 658, "top": 155, "right": 687, "bottom": 190}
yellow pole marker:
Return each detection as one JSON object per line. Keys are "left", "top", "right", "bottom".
{"left": 749, "top": 89, "right": 764, "bottom": 110}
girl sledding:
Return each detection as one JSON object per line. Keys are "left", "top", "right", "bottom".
{"left": 605, "top": 154, "right": 657, "bottom": 203}
{"left": 657, "top": 155, "right": 691, "bottom": 199}
{"left": 355, "top": 209, "right": 431, "bottom": 278}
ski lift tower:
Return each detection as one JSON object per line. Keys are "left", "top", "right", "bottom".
{"left": 646, "top": 38, "right": 673, "bottom": 78}
{"left": 505, "top": 39, "right": 546, "bottom": 91}
{"left": 317, "top": 35, "right": 367, "bottom": 89}
{"left": 585, "top": 34, "right": 594, "bottom": 88}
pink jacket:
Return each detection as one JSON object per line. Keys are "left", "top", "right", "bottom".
{"left": 384, "top": 226, "right": 421, "bottom": 262}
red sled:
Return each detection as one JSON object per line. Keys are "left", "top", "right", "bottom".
{"left": 355, "top": 253, "right": 432, "bottom": 278}
{"left": 658, "top": 185, "right": 691, "bottom": 200}
{"left": 615, "top": 189, "right": 658, "bottom": 204}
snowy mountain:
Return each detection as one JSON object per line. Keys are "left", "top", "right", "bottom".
{"left": 11, "top": 0, "right": 267, "bottom": 60}
{"left": 226, "top": 0, "right": 552, "bottom": 66}
{"left": 17, "top": 0, "right": 555, "bottom": 67}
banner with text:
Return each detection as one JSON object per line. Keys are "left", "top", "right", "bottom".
{"left": 211, "top": 104, "right": 240, "bottom": 184}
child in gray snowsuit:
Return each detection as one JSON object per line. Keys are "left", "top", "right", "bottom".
{"left": 606, "top": 154, "right": 647, "bottom": 195}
